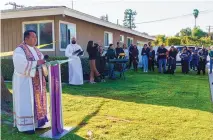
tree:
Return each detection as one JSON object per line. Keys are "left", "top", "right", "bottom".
{"left": 166, "top": 37, "right": 181, "bottom": 46}
{"left": 180, "top": 28, "right": 192, "bottom": 36}
{"left": 123, "top": 9, "right": 137, "bottom": 29}
{"left": 153, "top": 35, "right": 167, "bottom": 46}
{"left": 193, "top": 9, "right": 199, "bottom": 27}
{"left": 192, "top": 27, "right": 208, "bottom": 39}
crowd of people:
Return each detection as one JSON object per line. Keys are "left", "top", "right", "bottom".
{"left": 86, "top": 40, "right": 213, "bottom": 84}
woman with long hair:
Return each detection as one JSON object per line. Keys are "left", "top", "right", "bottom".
{"left": 87, "top": 41, "right": 101, "bottom": 84}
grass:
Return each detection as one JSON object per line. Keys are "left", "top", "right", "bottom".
{"left": 1, "top": 68, "right": 213, "bottom": 140}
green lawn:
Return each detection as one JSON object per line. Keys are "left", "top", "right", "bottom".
{"left": 1, "top": 69, "right": 213, "bottom": 140}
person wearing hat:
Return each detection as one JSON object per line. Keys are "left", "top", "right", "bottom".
{"left": 106, "top": 43, "right": 116, "bottom": 79}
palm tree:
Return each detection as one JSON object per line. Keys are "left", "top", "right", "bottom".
{"left": 193, "top": 9, "right": 199, "bottom": 27}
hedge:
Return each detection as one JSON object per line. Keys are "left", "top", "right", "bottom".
{"left": 1, "top": 57, "right": 90, "bottom": 83}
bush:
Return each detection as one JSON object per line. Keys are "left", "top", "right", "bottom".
{"left": 1, "top": 57, "right": 90, "bottom": 83}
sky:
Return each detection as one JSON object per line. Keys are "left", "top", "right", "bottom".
{"left": 1, "top": 0, "right": 213, "bottom": 36}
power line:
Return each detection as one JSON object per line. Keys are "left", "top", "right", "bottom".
{"left": 135, "top": 9, "right": 213, "bottom": 24}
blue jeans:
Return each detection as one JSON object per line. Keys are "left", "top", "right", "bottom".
{"left": 142, "top": 55, "right": 148, "bottom": 72}
{"left": 210, "top": 59, "right": 213, "bottom": 73}
{"left": 108, "top": 63, "right": 115, "bottom": 78}
{"left": 192, "top": 59, "right": 198, "bottom": 70}
{"left": 159, "top": 59, "right": 166, "bottom": 73}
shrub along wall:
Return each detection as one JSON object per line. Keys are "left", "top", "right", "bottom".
{"left": 1, "top": 57, "right": 90, "bottom": 83}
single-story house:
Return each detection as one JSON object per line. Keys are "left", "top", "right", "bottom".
{"left": 1, "top": 6, "right": 155, "bottom": 57}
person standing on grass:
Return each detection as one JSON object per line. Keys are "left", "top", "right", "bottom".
{"left": 167, "top": 46, "right": 178, "bottom": 74}
{"left": 192, "top": 47, "right": 199, "bottom": 71}
{"left": 132, "top": 45, "right": 139, "bottom": 71}
{"left": 106, "top": 44, "right": 116, "bottom": 80}
{"left": 157, "top": 44, "right": 168, "bottom": 73}
{"left": 197, "top": 46, "right": 208, "bottom": 75}
{"left": 187, "top": 47, "right": 192, "bottom": 71}
{"left": 148, "top": 46, "right": 155, "bottom": 72}
{"left": 12, "top": 30, "right": 50, "bottom": 134}
{"left": 128, "top": 44, "right": 134, "bottom": 69}
{"left": 180, "top": 49, "right": 189, "bottom": 74}
{"left": 141, "top": 44, "right": 150, "bottom": 72}
{"left": 209, "top": 46, "right": 213, "bottom": 74}
{"left": 86, "top": 41, "right": 101, "bottom": 84}
{"left": 65, "top": 37, "right": 84, "bottom": 85}
{"left": 96, "top": 45, "right": 107, "bottom": 82}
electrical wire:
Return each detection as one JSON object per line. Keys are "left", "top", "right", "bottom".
{"left": 135, "top": 9, "right": 213, "bottom": 24}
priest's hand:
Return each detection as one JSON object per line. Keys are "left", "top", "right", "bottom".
{"left": 37, "top": 60, "right": 45, "bottom": 66}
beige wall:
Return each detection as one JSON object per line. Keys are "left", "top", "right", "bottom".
{"left": 1, "top": 15, "right": 152, "bottom": 57}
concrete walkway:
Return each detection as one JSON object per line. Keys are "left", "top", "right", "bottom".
{"left": 207, "top": 63, "right": 213, "bottom": 102}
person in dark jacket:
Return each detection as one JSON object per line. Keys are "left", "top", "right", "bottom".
{"left": 157, "top": 44, "right": 168, "bottom": 73}
{"left": 115, "top": 42, "right": 124, "bottom": 57}
{"left": 96, "top": 46, "right": 107, "bottom": 82}
{"left": 167, "top": 46, "right": 178, "bottom": 74}
{"left": 128, "top": 44, "right": 134, "bottom": 69}
{"left": 87, "top": 41, "right": 101, "bottom": 84}
{"left": 197, "top": 46, "right": 208, "bottom": 75}
{"left": 106, "top": 44, "right": 116, "bottom": 79}
{"left": 141, "top": 44, "right": 150, "bottom": 72}
{"left": 132, "top": 45, "right": 139, "bottom": 71}
{"left": 148, "top": 46, "right": 155, "bottom": 72}
{"left": 180, "top": 49, "right": 189, "bottom": 74}
{"left": 191, "top": 47, "right": 199, "bottom": 71}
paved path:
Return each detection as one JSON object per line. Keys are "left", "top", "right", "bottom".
{"left": 207, "top": 63, "right": 213, "bottom": 102}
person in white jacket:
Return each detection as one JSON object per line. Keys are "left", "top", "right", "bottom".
{"left": 65, "top": 37, "right": 84, "bottom": 85}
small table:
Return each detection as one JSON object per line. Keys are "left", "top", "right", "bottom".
{"left": 109, "top": 59, "right": 128, "bottom": 79}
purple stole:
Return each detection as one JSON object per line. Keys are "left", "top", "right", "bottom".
{"left": 19, "top": 42, "right": 48, "bottom": 127}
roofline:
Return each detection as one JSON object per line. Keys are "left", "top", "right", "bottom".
{"left": 0, "top": 7, "right": 155, "bottom": 40}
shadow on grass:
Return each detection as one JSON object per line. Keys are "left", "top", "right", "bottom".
{"left": 62, "top": 101, "right": 105, "bottom": 139}
{"left": 63, "top": 70, "right": 213, "bottom": 113}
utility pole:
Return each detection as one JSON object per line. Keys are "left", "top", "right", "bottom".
{"left": 72, "top": 0, "right": 73, "bottom": 9}
{"left": 5, "top": 2, "right": 24, "bottom": 9}
{"left": 206, "top": 25, "right": 213, "bottom": 36}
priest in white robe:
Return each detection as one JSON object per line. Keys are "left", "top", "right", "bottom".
{"left": 65, "top": 37, "right": 84, "bottom": 85}
{"left": 12, "top": 30, "right": 50, "bottom": 133}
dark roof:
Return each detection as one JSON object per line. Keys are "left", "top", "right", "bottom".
{"left": 1, "top": 6, "right": 65, "bottom": 13}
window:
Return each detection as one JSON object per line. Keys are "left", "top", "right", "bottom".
{"left": 23, "top": 20, "right": 54, "bottom": 51}
{"left": 127, "top": 37, "right": 133, "bottom": 47}
{"left": 59, "top": 21, "right": 76, "bottom": 50}
{"left": 104, "top": 31, "right": 113, "bottom": 47}
{"left": 120, "top": 35, "right": 124, "bottom": 43}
